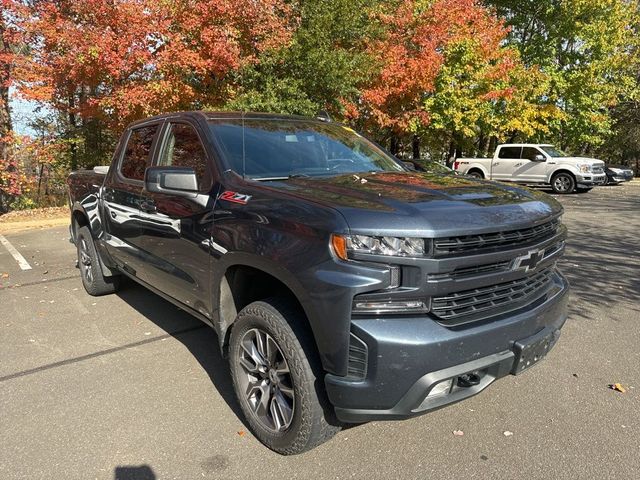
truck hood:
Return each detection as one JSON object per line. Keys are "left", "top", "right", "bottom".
{"left": 262, "top": 172, "right": 562, "bottom": 237}
{"left": 557, "top": 156, "right": 605, "bottom": 167}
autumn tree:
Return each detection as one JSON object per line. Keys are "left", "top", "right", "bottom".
{"left": 357, "top": 0, "right": 555, "bottom": 159}
{"left": 486, "top": 0, "right": 638, "bottom": 153}
{"left": 12, "top": 0, "right": 293, "bottom": 168}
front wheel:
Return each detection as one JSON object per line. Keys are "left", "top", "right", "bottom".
{"left": 229, "top": 299, "right": 340, "bottom": 455}
{"left": 550, "top": 172, "right": 576, "bottom": 194}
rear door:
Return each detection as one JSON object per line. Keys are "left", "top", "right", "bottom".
{"left": 136, "top": 119, "right": 216, "bottom": 316}
{"left": 102, "top": 122, "right": 162, "bottom": 275}
{"left": 491, "top": 146, "right": 522, "bottom": 180}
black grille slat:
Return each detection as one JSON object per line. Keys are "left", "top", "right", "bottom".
{"left": 346, "top": 333, "right": 368, "bottom": 380}
{"left": 434, "top": 219, "right": 560, "bottom": 256}
{"left": 431, "top": 268, "right": 555, "bottom": 325}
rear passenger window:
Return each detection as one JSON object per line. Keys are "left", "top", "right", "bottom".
{"left": 521, "top": 147, "right": 541, "bottom": 161}
{"left": 158, "top": 123, "right": 211, "bottom": 191}
{"left": 120, "top": 125, "right": 158, "bottom": 181}
{"left": 498, "top": 147, "right": 522, "bottom": 159}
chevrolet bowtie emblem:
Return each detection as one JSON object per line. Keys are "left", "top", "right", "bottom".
{"left": 513, "top": 249, "right": 545, "bottom": 272}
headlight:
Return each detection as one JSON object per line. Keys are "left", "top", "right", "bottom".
{"left": 577, "top": 164, "right": 590, "bottom": 173}
{"left": 331, "top": 234, "right": 426, "bottom": 260}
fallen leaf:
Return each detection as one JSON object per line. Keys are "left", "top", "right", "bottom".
{"left": 1, "top": 273, "right": 8, "bottom": 278}
{"left": 237, "top": 430, "right": 246, "bottom": 437}
{"left": 503, "top": 431, "right": 514, "bottom": 437}
{"left": 610, "top": 383, "right": 627, "bottom": 393}
{"left": 452, "top": 430, "right": 464, "bottom": 436}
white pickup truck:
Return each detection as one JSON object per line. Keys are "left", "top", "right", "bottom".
{"left": 453, "top": 144, "right": 606, "bottom": 194}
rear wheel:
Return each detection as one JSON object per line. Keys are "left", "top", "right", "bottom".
{"left": 229, "top": 298, "right": 340, "bottom": 454}
{"left": 550, "top": 172, "right": 575, "bottom": 194}
{"left": 76, "top": 225, "right": 120, "bottom": 296}
{"left": 467, "top": 170, "right": 484, "bottom": 179}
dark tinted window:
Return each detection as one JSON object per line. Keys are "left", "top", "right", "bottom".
{"left": 159, "top": 123, "right": 211, "bottom": 191}
{"left": 521, "top": 147, "right": 542, "bottom": 161}
{"left": 498, "top": 146, "right": 521, "bottom": 159}
{"left": 120, "top": 125, "right": 158, "bottom": 180}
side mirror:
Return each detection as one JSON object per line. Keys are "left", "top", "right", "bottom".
{"left": 145, "top": 166, "right": 198, "bottom": 196}
{"left": 534, "top": 154, "right": 546, "bottom": 162}
{"left": 402, "top": 161, "right": 417, "bottom": 171}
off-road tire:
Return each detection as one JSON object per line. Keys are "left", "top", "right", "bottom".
{"left": 229, "top": 298, "right": 341, "bottom": 455}
{"left": 76, "top": 225, "right": 120, "bottom": 296}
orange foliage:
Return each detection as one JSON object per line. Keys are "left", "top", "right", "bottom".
{"left": 360, "top": 0, "right": 514, "bottom": 133}
{"left": 10, "top": 0, "right": 293, "bottom": 129}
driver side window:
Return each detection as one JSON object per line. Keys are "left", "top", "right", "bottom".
{"left": 159, "top": 123, "right": 212, "bottom": 192}
{"left": 521, "top": 147, "right": 543, "bottom": 161}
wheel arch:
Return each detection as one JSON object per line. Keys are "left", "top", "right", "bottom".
{"left": 548, "top": 168, "right": 576, "bottom": 183}
{"left": 213, "top": 255, "right": 319, "bottom": 361}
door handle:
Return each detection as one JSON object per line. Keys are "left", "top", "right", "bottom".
{"left": 140, "top": 200, "right": 157, "bottom": 213}
{"left": 548, "top": 162, "right": 556, "bottom": 165}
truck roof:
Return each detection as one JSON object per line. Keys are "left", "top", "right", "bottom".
{"left": 498, "top": 143, "right": 554, "bottom": 148}
{"left": 128, "top": 111, "right": 320, "bottom": 128}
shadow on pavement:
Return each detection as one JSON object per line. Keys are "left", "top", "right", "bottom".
{"left": 114, "top": 465, "right": 156, "bottom": 480}
{"left": 115, "top": 283, "right": 249, "bottom": 428}
{"left": 557, "top": 187, "right": 640, "bottom": 321}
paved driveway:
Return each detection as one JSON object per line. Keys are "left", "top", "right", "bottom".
{"left": 1, "top": 184, "right": 638, "bottom": 479}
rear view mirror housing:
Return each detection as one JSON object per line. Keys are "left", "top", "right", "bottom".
{"left": 534, "top": 154, "right": 546, "bottom": 162}
{"left": 144, "top": 166, "right": 198, "bottom": 197}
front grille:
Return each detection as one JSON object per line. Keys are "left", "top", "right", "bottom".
{"left": 433, "top": 218, "right": 560, "bottom": 256}
{"left": 346, "top": 333, "right": 368, "bottom": 380}
{"left": 427, "top": 261, "right": 512, "bottom": 282}
{"left": 431, "top": 267, "right": 555, "bottom": 326}
{"left": 592, "top": 166, "right": 604, "bottom": 174}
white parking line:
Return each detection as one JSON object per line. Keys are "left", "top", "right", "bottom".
{"left": 0, "top": 234, "right": 32, "bottom": 270}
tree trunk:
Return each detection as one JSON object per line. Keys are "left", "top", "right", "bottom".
{"left": 390, "top": 135, "right": 399, "bottom": 156}
{"left": 0, "top": 19, "right": 13, "bottom": 161}
{"left": 412, "top": 135, "right": 420, "bottom": 159}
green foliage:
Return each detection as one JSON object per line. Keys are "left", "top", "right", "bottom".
{"left": 226, "top": 0, "right": 379, "bottom": 116}
{"left": 8, "top": 195, "right": 36, "bottom": 210}
{"left": 487, "top": 0, "right": 638, "bottom": 153}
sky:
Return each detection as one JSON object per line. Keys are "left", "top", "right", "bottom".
{"left": 9, "top": 87, "right": 43, "bottom": 136}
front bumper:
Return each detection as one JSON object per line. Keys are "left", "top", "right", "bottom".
{"left": 325, "top": 270, "right": 569, "bottom": 423}
{"left": 576, "top": 173, "right": 606, "bottom": 186}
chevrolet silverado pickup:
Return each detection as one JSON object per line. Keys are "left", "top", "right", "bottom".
{"left": 67, "top": 112, "right": 569, "bottom": 454}
{"left": 454, "top": 143, "right": 606, "bottom": 193}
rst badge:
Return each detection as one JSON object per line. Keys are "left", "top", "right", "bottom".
{"left": 220, "top": 191, "right": 252, "bottom": 205}
{"left": 512, "top": 248, "right": 545, "bottom": 272}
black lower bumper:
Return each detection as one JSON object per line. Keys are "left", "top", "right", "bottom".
{"left": 326, "top": 271, "right": 569, "bottom": 423}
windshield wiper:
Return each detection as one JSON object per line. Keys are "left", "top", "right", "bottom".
{"left": 252, "top": 173, "right": 311, "bottom": 181}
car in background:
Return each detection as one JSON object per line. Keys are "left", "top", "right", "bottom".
{"left": 454, "top": 144, "right": 606, "bottom": 194}
{"left": 604, "top": 165, "right": 634, "bottom": 185}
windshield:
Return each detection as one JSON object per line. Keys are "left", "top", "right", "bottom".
{"left": 208, "top": 119, "right": 404, "bottom": 180}
{"left": 540, "top": 145, "right": 568, "bottom": 158}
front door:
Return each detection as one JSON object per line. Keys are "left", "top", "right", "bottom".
{"left": 102, "top": 122, "right": 161, "bottom": 276}
{"left": 137, "top": 120, "right": 216, "bottom": 318}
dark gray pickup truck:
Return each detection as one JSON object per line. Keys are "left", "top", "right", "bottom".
{"left": 67, "top": 111, "right": 569, "bottom": 454}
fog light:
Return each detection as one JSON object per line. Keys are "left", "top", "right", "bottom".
{"left": 352, "top": 300, "right": 426, "bottom": 314}
{"left": 427, "top": 379, "right": 453, "bottom": 398}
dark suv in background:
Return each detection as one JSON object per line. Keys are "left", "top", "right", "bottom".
{"left": 68, "top": 112, "right": 569, "bottom": 454}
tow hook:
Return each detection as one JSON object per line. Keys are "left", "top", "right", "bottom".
{"left": 457, "top": 372, "right": 482, "bottom": 388}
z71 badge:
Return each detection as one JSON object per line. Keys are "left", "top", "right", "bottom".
{"left": 220, "top": 191, "right": 252, "bottom": 205}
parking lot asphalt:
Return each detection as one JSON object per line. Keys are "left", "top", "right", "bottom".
{"left": 1, "top": 184, "right": 639, "bottom": 480}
